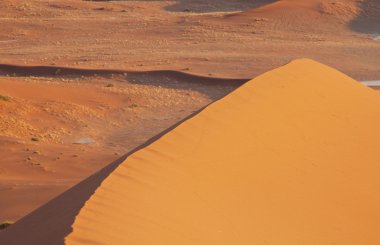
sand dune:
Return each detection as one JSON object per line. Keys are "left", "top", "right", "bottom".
{"left": 228, "top": 0, "right": 362, "bottom": 30}
{"left": 1, "top": 0, "right": 380, "bottom": 236}
{"left": 225, "top": 0, "right": 379, "bottom": 40}
{"left": 1, "top": 0, "right": 380, "bottom": 80}
{"left": 0, "top": 69, "right": 231, "bottom": 221}
{"left": 66, "top": 59, "right": 380, "bottom": 244}
{"left": 2, "top": 59, "right": 379, "bottom": 244}
{"left": 0, "top": 63, "right": 247, "bottom": 86}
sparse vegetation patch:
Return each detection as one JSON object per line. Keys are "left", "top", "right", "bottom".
{"left": 31, "top": 137, "right": 40, "bottom": 142}
{"left": 0, "top": 95, "right": 11, "bottom": 102}
{"left": 7, "top": 73, "right": 17, "bottom": 77}
{"left": 0, "top": 221, "right": 14, "bottom": 230}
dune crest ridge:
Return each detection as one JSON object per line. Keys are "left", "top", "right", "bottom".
{"left": 64, "top": 59, "right": 380, "bottom": 244}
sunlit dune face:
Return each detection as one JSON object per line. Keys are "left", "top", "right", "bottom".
{"left": 65, "top": 59, "right": 380, "bottom": 245}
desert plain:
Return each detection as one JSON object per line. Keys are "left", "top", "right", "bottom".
{"left": 0, "top": 0, "right": 379, "bottom": 235}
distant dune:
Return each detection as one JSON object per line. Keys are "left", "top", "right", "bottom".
{"left": 1, "top": 0, "right": 380, "bottom": 79}
{"left": 1, "top": 59, "right": 379, "bottom": 244}
{"left": 1, "top": 0, "right": 380, "bottom": 239}
{"left": 227, "top": 0, "right": 380, "bottom": 33}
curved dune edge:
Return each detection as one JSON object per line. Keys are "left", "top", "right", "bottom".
{"left": 225, "top": 0, "right": 378, "bottom": 36}
{"left": 0, "top": 63, "right": 248, "bottom": 86}
{"left": 65, "top": 59, "right": 380, "bottom": 244}
{"left": 229, "top": 0, "right": 359, "bottom": 18}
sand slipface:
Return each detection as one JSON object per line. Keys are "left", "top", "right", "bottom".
{"left": 64, "top": 59, "right": 380, "bottom": 244}
{"left": 1, "top": 59, "right": 380, "bottom": 244}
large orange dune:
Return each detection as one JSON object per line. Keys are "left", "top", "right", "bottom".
{"left": 1, "top": 59, "right": 380, "bottom": 244}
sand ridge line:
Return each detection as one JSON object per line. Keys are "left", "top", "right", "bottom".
{"left": 2, "top": 59, "right": 380, "bottom": 244}
{"left": 0, "top": 63, "right": 248, "bottom": 86}
{"left": 1, "top": 63, "right": 378, "bottom": 89}
{"left": 65, "top": 59, "right": 380, "bottom": 244}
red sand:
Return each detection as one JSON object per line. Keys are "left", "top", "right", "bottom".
{"left": 2, "top": 59, "right": 379, "bottom": 244}
{"left": 0, "top": 0, "right": 380, "bottom": 236}
{"left": 66, "top": 59, "right": 380, "bottom": 244}
{"left": 1, "top": 0, "right": 380, "bottom": 79}
{"left": 0, "top": 74, "right": 228, "bottom": 221}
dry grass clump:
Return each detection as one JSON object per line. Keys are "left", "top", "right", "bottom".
{"left": 0, "top": 221, "right": 14, "bottom": 230}
{"left": 0, "top": 95, "right": 11, "bottom": 102}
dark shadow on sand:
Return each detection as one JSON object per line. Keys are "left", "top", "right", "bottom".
{"left": 86, "top": 0, "right": 277, "bottom": 13}
{"left": 349, "top": 0, "right": 380, "bottom": 34}
{"left": 0, "top": 63, "right": 248, "bottom": 100}
{"left": 0, "top": 95, "right": 236, "bottom": 244}
{"left": 164, "top": 0, "right": 277, "bottom": 13}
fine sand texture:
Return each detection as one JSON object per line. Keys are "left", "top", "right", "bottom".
{"left": 0, "top": 72, "right": 235, "bottom": 221}
{"left": 0, "top": 0, "right": 380, "bottom": 80}
{"left": 1, "top": 59, "right": 379, "bottom": 244}
{"left": 1, "top": 0, "right": 380, "bottom": 222}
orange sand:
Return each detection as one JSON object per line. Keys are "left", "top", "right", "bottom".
{"left": 63, "top": 59, "right": 380, "bottom": 244}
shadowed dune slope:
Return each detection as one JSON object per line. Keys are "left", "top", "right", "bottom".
{"left": 66, "top": 59, "right": 380, "bottom": 244}
{"left": 350, "top": 0, "right": 380, "bottom": 34}
{"left": 1, "top": 59, "right": 380, "bottom": 244}
{"left": 227, "top": 0, "right": 376, "bottom": 33}
{"left": 232, "top": 0, "right": 359, "bottom": 17}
